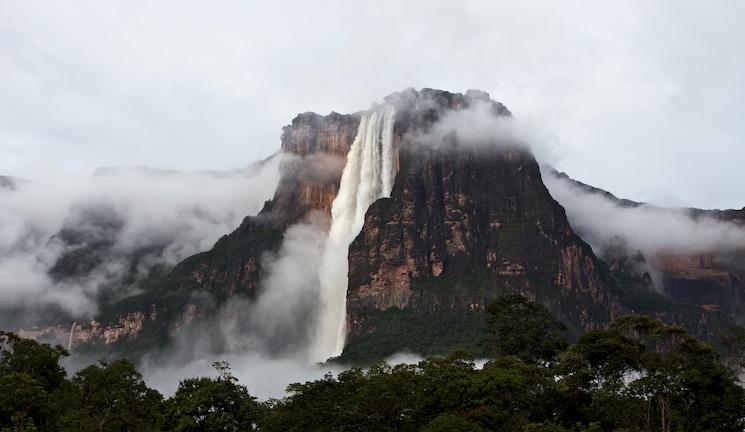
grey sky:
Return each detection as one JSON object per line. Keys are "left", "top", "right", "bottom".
{"left": 1, "top": 0, "right": 743, "bottom": 209}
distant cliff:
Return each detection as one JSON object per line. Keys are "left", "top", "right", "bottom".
{"left": 547, "top": 168, "right": 745, "bottom": 321}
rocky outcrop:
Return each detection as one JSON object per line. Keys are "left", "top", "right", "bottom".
{"left": 549, "top": 168, "right": 745, "bottom": 317}
{"left": 650, "top": 253, "right": 745, "bottom": 313}
{"left": 342, "top": 90, "right": 622, "bottom": 360}
{"left": 347, "top": 147, "right": 616, "bottom": 324}
{"left": 18, "top": 310, "right": 153, "bottom": 349}
{"left": 260, "top": 112, "right": 360, "bottom": 228}
{"left": 160, "top": 111, "right": 360, "bottom": 300}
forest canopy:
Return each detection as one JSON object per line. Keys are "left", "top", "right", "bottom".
{"left": 2, "top": 295, "right": 744, "bottom": 432}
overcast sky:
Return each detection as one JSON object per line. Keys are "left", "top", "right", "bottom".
{"left": 1, "top": 0, "right": 743, "bottom": 209}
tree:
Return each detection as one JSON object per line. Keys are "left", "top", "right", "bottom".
{"left": 555, "top": 327, "right": 646, "bottom": 429}
{"left": 717, "top": 323, "right": 745, "bottom": 377}
{"left": 483, "top": 295, "right": 568, "bottom": 364}
{"left": 556, "top": 316, "right": 745, "bottom": 432}
{"left": 458, "top": 356, "right": 553, "bottom": 430}
{"left": 166, "top": 361, "right": 263, "bottom": 432}
{"left": 0, "top": 331, "right": 68, "bottom": 431}
{"left": 263, "top": 364, "right": 412, "bottom": 432}
{"left": 263, "top": 372, "right": 360, "bottom": 432}
{"left": 58, "top": 359, "right": 165, "bottom": 432}
{"left": 422, "top": 413, "right": 486, "bottom": 432}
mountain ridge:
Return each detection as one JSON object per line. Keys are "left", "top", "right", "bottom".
{"left": 13, "top": 88, "right": 742, "bottom": 363}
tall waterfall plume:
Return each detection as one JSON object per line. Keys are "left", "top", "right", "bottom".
{"left": 310, "top": 105, "right": 397, "bottom": 361}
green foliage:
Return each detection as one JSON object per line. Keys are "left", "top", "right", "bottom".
{"left": 3, "top": 299, "right": 745, "bottom": 431}
{"left": 0, "top": 331, "right": 68, "bottom": 390}
{"left": 556, "top": 316, "right": 745, "bottom": 431}
{"left": 0, "top": 331, "right": 68, "bottom": 431}
{"left": 341, "top": 274, "right": 524, "bottom": 364}
{"left": 166, "top": 362, "right": 263, "bottom": 432}
{"left": 484, "top": 295, "right": 568, "bottom": 364}
{"left": 265, "top": 351, "right": 556, "bottom": 431}
{"left": 422, "top": 413, "right": 486, "bottom": 432}
{"left": 56, "top": 359, "right": 165, "bottom": 431}
{"left": 341, "top": 306, "right": 488, "bottom": 363}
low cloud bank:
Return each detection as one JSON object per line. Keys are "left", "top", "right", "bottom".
{"left": 139, "top": 350, "right": 431, "bottom": 399}
{"left": 543, "top": 169, "right": 745, "bottom": 258}
{"left": 411, "top": 99, "right": 561, "bottom": 165}
{"left": 0, "top": 156, "right": 282, "bottom": 327}
{"left": 140, "top": 351, "right": 345, "bottom": 400}
{"left": 137, "top": 350, "right": 490, "bottom": 400}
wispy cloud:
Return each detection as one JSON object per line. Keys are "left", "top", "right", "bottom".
{"left": 0, "top": 156, "right": 282, "bottom": 326}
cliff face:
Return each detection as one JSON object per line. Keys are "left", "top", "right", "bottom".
{"left": 261, "top": 112, "right": 360, "bottom": 229}
{"left": 673, "top": 209, "right": 745, "bottom": 314}
{"left": 158, "top": 111, "right": 359, "bottom": 301}
{"left": 549, "top": 169, "right": 745, "bottom": 318}
{"left": 347, "top": 149, "right": 614, "bottom": 320}
{"left": 342, "top": 90, "right": 621, "bottom": 360}
{"left": 39, "top": 111, "right": 360, "bottom": 351}
{"left": 650, "top": 253, "right": 745, "bottom": 314}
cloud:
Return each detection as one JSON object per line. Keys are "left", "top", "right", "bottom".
{"left": 231, "top": 213, "right": 330, "bottom": 357}
{"left": 137, "top": 348, "right": 487, "bottom": 400}
{"left": 291, "top": 153, "right": 347, "bottom": 183}
{"left": 140, "top": 352, "right": 423, "bottom": 400}
{"left": 139, "top": 348, "right": 431, "bottom": 400}
{"left": 404, "top": 101, "right": 561, "bottom": 170}
{"left": 0, "top": 155, "right": 283, "bottom": 327}
{"left": 117, "top": 211, "right": 330, "bottom": 383}
{"left": 139, "top": 351, "right": 347, "bottom": 400}
{"left": 1, "top": 1, "right": 744, "bottom": 208}
{"left": 410, "top": 99, "right": 560, "bottom": 165}
{"left": 543, "top": 168, "right": 745, "bottom": 258}
{"left": 413, "top": 100, "right": 519, "bottom": 147}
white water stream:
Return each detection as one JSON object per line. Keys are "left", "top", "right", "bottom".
{"left": 310, "top": 105, "right": 397, "bottom": 361}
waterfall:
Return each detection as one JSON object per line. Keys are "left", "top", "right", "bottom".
{"left": 310, "top": 104, "right": 397, "bottom": 361}
{"left": 68, "top": 322, "right": 76, "bottom": 351}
